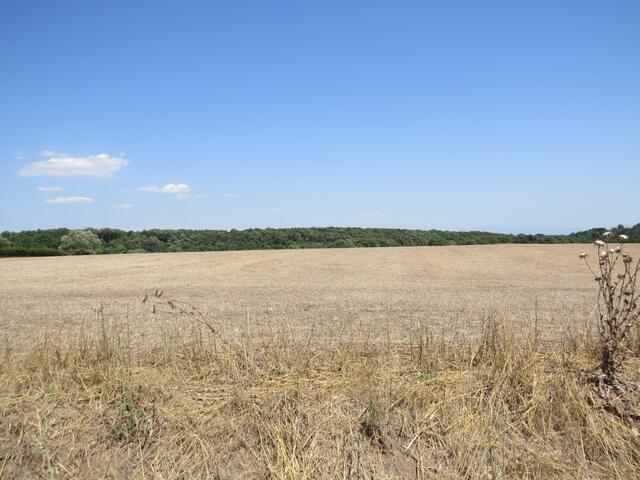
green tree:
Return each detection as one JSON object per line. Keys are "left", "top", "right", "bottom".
{"left": 58, "top": 230, "right": 103, "bottom": 255}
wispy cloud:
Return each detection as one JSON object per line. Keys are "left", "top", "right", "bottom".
{"left": 113, "top": 203, "right": 133, "bottom": 209}
{"left": 18, "top": 151, "right": 128, "bottom": 178}
{"left": 37, "top": 186, "right": 63, "bottom": 192}
{"left": 13, "top": 150, "right": 24, "bottom": 161}
{"left": 138, "top": 183, "right": 191, "bottom": 195}
{"left": 223, "top": 193, "right": 238, "bottom": 198}
{"left": 41, "top": 148, "right": 65, "bottom": 158}
{"left": 46, "top": 196, "right": 94, "bottom": 204}
{"left": 177, "top": 193, "right": 205, "bottom": 200}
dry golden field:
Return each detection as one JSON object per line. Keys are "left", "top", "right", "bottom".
{"left": 2, "top": 244, "right": 640, "bottom": 479}
{"left": 3, "top": 243, "right": 635, "bottom": 348}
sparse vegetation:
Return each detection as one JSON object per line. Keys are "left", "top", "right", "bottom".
{"left": 2, "top": 244, "right": 640, "bottom": 478}
{"left": 2, "top": 309, "right": 640, "bottom": 478}
{"left": 111, "top": 381, "right": 150, "bottom": 442}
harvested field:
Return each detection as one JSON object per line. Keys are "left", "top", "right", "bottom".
{"left": 2, "top": 244, "right": 636, "bottom": 348}
{"left": 2, "top": 244, "right": 640, "bottom": 479}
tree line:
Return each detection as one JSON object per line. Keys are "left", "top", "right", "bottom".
{"left": 0, "top": 224, "right": 638, "bottom": 257}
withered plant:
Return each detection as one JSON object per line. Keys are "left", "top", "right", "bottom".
{"left": 580, "top": 232, "right": 640, "bottom": 396}
{"left": 143, "top": 288, "right": 218, "bottom": 335}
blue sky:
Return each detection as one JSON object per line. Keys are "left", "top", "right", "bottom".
{"left": 1, "top": 1, "right": 639, "bottom": 233}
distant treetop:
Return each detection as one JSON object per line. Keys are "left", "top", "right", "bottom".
{"left": 0, "top": 224, "right": 637, "bottom": 257}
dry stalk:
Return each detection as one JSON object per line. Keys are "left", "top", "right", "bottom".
{"left": 580, "top": 232, "right": 640, "bottom": 419}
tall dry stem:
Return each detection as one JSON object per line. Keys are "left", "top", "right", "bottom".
{"left": 581, "top": 232, "right": 640, "bottom": 383}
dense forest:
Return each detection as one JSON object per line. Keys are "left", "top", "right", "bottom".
{"left": 0, "top": 224, "right": 638, "bottom": 257}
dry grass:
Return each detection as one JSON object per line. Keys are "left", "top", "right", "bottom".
{"left": 2, "top": 244, "right": 640, "bottom": 478}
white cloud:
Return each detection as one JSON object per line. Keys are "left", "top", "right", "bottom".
{"left": 19, "top": 151, "right": 128, "bottom": 178}
{"left": 138, "top": 183, "right": 191, "bottom": 195}
{"left": 13, "top": 150, "right": 24, "bottom": 161}
{"left": 46, "top": 196, "right": 94, "bottom": 204}
{"left": 37, "top": 186, "right": 63, "bottom": 192}
{"left": 223, "top": 193, "right": 238, "bottom": 198}
{"left": 41, "top": 148, "right": 64, "bottom": 158}
{"left": 113, "top": 203, "right": 133, "bottom": 209}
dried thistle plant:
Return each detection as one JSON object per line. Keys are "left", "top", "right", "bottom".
{"left": 580, "top": 232, "right": 640, "bottom": 389}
